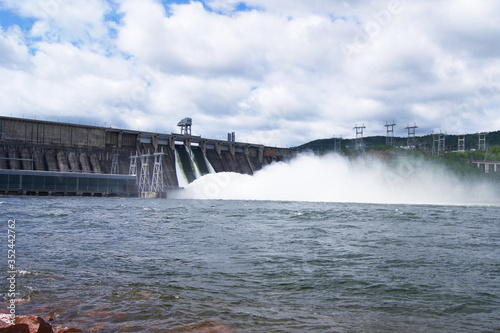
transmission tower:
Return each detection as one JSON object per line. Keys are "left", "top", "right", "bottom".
{"left": 405, "top": 123, "right": 418, "bottom": 150}
{"left": 138, "top": 150, "right": 152, "bottom": 192}
{"left": 458, "top": 135, "right": 465, "bottom": 152}
{"left": 432, "top": 133, "right": 446, "bottom": 156}
{"left": 384, "top": 121, "right": 396, "bottom": 146}
{"left": 129, "top": 151, "right": 139, "bottom": 176}
{"left": 478, "top": 133, "right": 487, "bottom": 150}
{"left": 333, "top": 136, "right": 342, "bottom": 152}
{"left": 150, "top": 148, "right": 165, "bottom": 193}
{"left": 354, "top": 124, "right": 366, "bottom": 149}
{"left": 110, "top": 146, "right": 119, "bottom": 174}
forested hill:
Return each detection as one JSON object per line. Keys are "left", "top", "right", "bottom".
{"left": 295, "top": 130, "right": 500, "bottom": 154}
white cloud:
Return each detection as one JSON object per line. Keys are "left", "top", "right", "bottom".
{"left": 0, "top": 0, "right": 499, "bottom": 146}
{"left": 0, "top": 26, "right": 30, "bottom": 68}
{"left": 1, "top": 0, "right": 112, "bottom": 45}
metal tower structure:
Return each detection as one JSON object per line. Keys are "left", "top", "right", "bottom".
{"left": 177, "top": 117, "right": 192, "bottom": 135}
{"left": 354, "top": 124, "right": 366, "bottom": 149}
{"left": 432, "top": 133, "right": 446, "bottom": 156}
{"left": 405, "top": 123, "right": 418, "bottom": 150}
{"left": 384, "top": 121, "right": 396, "bottom": 146}
{"left": 458, "top": 135, "right": 466, "bottom": 152}
{"left": 129, "top": 151, "right": 139, "bottom": 176}
{"left": 333, "top": 136, "right": 342, "bottom": 152}
{"left": 478, "top": 133, "right": 487, "bottom": 150}
{"left": 110, "top": 146, "right": 119, "bottom": 174}
{"left": 439, "top": 133, "right": 446, "bottom": 155}
{"left": 150, "top": 149, "right": 165, "bottom": 193}
{"left": 138, "top": 150, "right": 151, "bottom": 192}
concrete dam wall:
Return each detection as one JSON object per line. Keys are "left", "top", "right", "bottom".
{"left": 0, "top": 116, "right": 295, "bottom": 196}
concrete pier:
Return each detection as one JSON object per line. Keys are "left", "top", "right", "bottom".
{"left": 471, "top": 160, "right": 500, "bottom": 173}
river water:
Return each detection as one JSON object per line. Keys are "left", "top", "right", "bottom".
{"left": 1, "top": 197, "right": 499, "bottom": 332}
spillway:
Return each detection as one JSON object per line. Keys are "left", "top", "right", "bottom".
{"left": 174, "top": 145, "right": 215, "bottom": 187}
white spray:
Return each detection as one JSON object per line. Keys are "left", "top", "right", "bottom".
{"left": 171, "top": 153, "right": 498, "bottom": 205}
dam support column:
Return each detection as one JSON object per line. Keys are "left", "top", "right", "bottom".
{"left": 117, "top": 131, "right": 123, "bottom": 149}
{"left": 57, "top": 151, "right": 69, "bottom": 172}
{"left": 229, "top": 143, "right": 235, "bottom": 157}
{"left": 169, "top": 136, "right": 176, "bottom": 151}
{"left": 68, "top": 151, "right": 80, "bottom": 172}
{"left": 215, "top": 141, "right": 222, "bottom": 158}
{"left": 8, "top": 147, "right": 19, "bottom": 170}
{"left": 152, "top": 135, "right": 159, "bottom": 151}
{"left": 200, "top": 140, "right": 207, "bottom": 154}
{"left": 80, "top": 153, "right": 91, "bottom": 173}
{"left": 135, "top": 135, "right": 142, "bottom": 156}
{"left": 33, "top": 149, "right": 45, "bottom": 171}
{"left": 258, "top": 145, "right": 264, "bottom": 164}
{"left": 244, "top": 146, "right": 254, "bottom": 173}
{"left": 90, "top": 154, "right": 101, "bottom": 173}
{"left": 0, "top": 147, "right": 7, "bottom": 169}
{"left": 184, "top": 138, "right": 191, "bottom": 152}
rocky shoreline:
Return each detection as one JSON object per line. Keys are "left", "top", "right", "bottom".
{"left": 0, "top": 313, "right": 234, "bottom": 332}
{"left": 0, "top": 315, "right": 81, "bottom": 333}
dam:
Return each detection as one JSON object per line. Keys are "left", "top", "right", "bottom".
{"left": 0, "top": 116, "right": 295, "bottom": 197}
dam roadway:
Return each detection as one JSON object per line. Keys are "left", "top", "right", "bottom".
{"left": 0, "top": 116, "right": 295, "bottom": 196}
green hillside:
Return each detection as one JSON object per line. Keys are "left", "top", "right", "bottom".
{"left": 295, "top": 130, "right": 500, "bottom": 157}
{"left": 292, "top": 130, "right": 500, "bottom": 183}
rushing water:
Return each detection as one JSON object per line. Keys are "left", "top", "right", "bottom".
{"left": 1, "top": 197, "right": 500, "bottom": 332}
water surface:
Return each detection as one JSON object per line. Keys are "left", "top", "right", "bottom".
{"left": 1, "top": 197, "right": 499, "bottom": 332}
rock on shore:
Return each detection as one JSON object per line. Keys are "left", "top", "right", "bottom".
{"left": 1, "top": 314, "right": 233, "bottom": 332}
{"left": 0, "top": 315, "right": 81, "bottom": 333}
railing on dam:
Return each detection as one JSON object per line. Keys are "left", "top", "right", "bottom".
{"left": 470, "top": 160, "right": 500, "bottom": 173}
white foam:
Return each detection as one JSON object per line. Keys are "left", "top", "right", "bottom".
{"left": 174, "top": 148, "right": 189, "bottom": 188}
{"left": 171, "top": 152, "right": 499, "bottom": 206}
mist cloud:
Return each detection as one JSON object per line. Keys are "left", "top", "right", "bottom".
{"left": 173, "top": 153, "right": 499, "bottom": 206}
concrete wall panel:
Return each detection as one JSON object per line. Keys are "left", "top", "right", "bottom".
{"left": 0, "top": 148, "right": 8, "bottom": 169}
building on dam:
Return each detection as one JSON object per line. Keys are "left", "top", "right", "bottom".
{"left": 0, "top": 116, "right": 295, "bottom": 197}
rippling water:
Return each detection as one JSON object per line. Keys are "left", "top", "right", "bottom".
{"left": 1, "top": 197, "right": 500, "bottom": 332}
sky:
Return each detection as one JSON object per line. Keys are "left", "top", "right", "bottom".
{"left": 0, "top": 0, "right": 499, "bottom": 147}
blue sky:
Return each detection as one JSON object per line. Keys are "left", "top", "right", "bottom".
{"left": 0, "top": 9, "right": 35, "bottom": 31}
{"left": 0, "top": 0, "right": 499, "bottom": 147}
